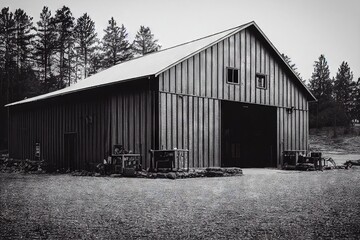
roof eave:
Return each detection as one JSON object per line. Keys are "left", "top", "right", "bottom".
{"left": 5, "top": 74, "right": 155, "bottom": 107}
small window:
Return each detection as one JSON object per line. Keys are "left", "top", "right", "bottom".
{"left": 227, "top": 67, "right": 239, "bottom": 84}
{"left": 256, "top": 73, "right": 267, "bottom": 89}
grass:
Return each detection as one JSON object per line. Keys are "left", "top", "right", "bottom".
{"left": 1, "top": 169, "right": 360, "bottom": 239}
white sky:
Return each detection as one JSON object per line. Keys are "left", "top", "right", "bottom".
{"left": 3, "top": 0, "right": 360, "bottom": 82}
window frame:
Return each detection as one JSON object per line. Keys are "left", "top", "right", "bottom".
{"left": 226, "top": 67, "right": 240, "bottom": 84}
{"left": 256, "top": 73, "right": 267, "bottom": 89}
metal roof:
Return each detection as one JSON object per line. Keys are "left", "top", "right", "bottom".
{"left": 6, "top": 21, "right": 315, "bottom": 107}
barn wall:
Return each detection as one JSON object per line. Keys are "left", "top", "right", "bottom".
{"left": 159, "top": 92, "right": 221, "bottom": 168}
{"left": 158, "top": 27, "right": 310, "bottom": 167}
{"left": 9, "top": 96, "right": 110, "bottom": 170}
{"left": 8, "top": 79, "right": 155, "bottom": 170}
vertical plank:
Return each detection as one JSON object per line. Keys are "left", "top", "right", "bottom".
{"left": 172, "top": 94, "right": 177, "bottom": 148}
{"left": 250, "top": 31, "right": 256, "bottom": 103}
{"left": 198, "top": 97, "right": 204, "bottom": 167}
{"left": 163, "top": 71, "right": 169, "bottom": 92}
{"left": 188, "top": 57, "right": 194, "bottom": 95}
{"left": 206, "top": 48, "right": 212, "bottom": 98}
{"left": 188, "top": 96, "right": 194, "bottom": 167}
{"left": 176, "top": 64, "right": 182, "bottom": 94}
{"left": 177, "top": 95, "right": 183, "bottom": 150}
{"left": 255, "top": 38, "right": 261, "bottom": 104}
{"left": 223, "top": 38, "right": 229, "bottom": 100}
{"left": 200, "top": 51, "right": 206, "bottom": 97}
{"left": 183, "top": 96, "right": 188, "bottom": 152}
{"left": 217, "top": 42, "right": 224, "bottom": 99}
{"left": 270, "top": 56, "right": 275, "bottom": 106}
{"left": 160, "top": 93, "right": 166, "bottom": 149}
{"left": 245, "top": 29, "right": 251, "bottom": 103}
{"left": 193, "top": 97, "right": 198, "bottom": 167}
{"left": 181, "top": 61, "right": 188, "bottom": 94}
{"left": 229, "top": 35, "right": 235, "bottom": 101}
{"left": 209, "top": 99, "right": 214, "bottom": 166}
{"left": 166, "top": 93, "right": 172, "bottom": 149}
{"left": 170, "top": 67, "right": 176, "bottom": 93}
{"left": 158, "top": 73, "right": 164, "bottom": 92}
{"left": 194, "top": 54, "right": 200, "bottom": 96}
{"left": 212, "top": 45, "right": 218, "bottom": 99}
{"left": 234, "top": 32, "right": 240, "bottom": 102}
{"left": 203, "top": 98, "right": 209, "bottom": 167}
{"left": 240, "top": 30, "right": 246, "bottom": 102}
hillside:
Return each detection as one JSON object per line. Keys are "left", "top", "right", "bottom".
{"left": 309, "top": 125, "right": 360, "bottom": 165}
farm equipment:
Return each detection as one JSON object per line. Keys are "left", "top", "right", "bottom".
{"left": 283, "top": 151, "right": 336, "bottom": 171}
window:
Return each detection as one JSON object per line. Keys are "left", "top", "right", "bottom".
{"left": 256, "top": 73, "right": 267, "bottom": 89}
{"left": 227, "top": 67, "right": 239, "bottom": 84}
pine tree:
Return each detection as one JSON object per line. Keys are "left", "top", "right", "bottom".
{"left": 102, "top": 17, "right": 132, "bottom": 68}
{"left": 308, "top": 55, "right": 335, "bottom": 129}
{"left": 281, "top": 53, "right": 303, "bottom": 81}
{"left": 350, "top": 78, "right": 360, "bottom": 123}
{"left": 88, "top": 39, "right": 103, "bottom": 76}
{"left": 132, "top": 26, "right": 161, "bottom": 56}
{"left": 74, "top": 13, "right": 97, "bottom": 79}
{"left": 0, "top": 7, "right": 16, "bottom": 103}
{"left": 308, "top": 55, "right": 333, "bottom": 100}
{"left": 14, "top": 9, "right": 35, "bottom": 69}
{"left": 54, "top": 6, "right": 74, "bottom": 87}
{"left": 333, "top": 62, "right": 353, "bottom": 115}
{"left": 34, "top": 6, "right": 58, "bottom": 92}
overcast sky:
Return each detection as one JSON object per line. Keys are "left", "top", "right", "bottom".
{"left": 3, "top": 0, "right": 360, "bottom": 81}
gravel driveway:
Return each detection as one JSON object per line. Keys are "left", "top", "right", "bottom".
{"left": 1, "top": 169, "right": 360, "bottom": 239}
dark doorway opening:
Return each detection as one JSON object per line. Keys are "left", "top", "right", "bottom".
{"left": 64, "top": 133, "right": 76, "bottom": 170}
{"left": 221, "top": 101, "right": 277, "bottom": 168}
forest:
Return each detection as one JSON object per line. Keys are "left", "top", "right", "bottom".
{"left": 0, "top": 6, "right": 161, "bottom": 149}
{"left": 0, "top": 5, "right": 359, "bottom": 150}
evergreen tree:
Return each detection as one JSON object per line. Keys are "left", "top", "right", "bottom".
{"left": 54, "top": 6, "right": 74, "bottom": 87}
{"left": 34, "top": 6, "right": 58, "bottom": 92}
{"left": 333, "top": 61, "right": 353, "bottom": 117}
{"left": 0, "top": 7, "right": 16, "bottom": 103}
{"left": 14, "top": 9, "right": 35, "bottom": 69}
{"left": 102, "top": 17, "right": 132, "bottom": 68}
{"left": 281, "top": 53, "right": 303, "bottom": 81}
{"left": 308, "top": 55, "right": 335, "bottom": 128}
{"left": 74, "top": 13, "right": 97, "bottom": 79}
{"left": 132, "top": 26, "right": 161, "bottom": 56}
{"left": 308, "top": 55, "right": 333, "bottom": 100}
{"left": 88, "top": 39, "right": 103, "bottom": 76}
{"left": 351, "top": 78, "right": 360, "bottom": 123}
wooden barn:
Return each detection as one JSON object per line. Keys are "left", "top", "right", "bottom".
{"left": 6, "top": 21, "right": 316, "bottom": 170}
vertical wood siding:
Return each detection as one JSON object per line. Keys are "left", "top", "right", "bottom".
{"left": 8, "top": 80, "right": 154, "bottom": 170}
{"left": 158, "top": 27, "right": 310, "bottom": 167}
{"left": 159, "top": 93, "right": 221, "bottom": 168}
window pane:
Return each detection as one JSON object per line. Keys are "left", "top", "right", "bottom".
{"left": 228, "top": 68, "right": 233, "bottom": 83}
{"left": 234, "top": 69, "right": 239, "bottom": 83}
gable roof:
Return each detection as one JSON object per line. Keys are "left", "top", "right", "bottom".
{"left": 6, "top": 21, "right": 315, "bottom": 107}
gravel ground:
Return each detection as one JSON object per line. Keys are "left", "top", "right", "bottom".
{"left": 1, "top": 169, "right": 360, "bottom": 239}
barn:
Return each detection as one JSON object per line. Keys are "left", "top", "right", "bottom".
{"left": 6, "top": 21, "right": 316, "bottom": 170}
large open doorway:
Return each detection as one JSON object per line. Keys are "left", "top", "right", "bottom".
{"left": 221, "top": 101, "right": 277, "bottom": 168}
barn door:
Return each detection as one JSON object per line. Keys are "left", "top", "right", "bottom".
{"left": 64, "top": 133, "right": 76, "bottom": 170}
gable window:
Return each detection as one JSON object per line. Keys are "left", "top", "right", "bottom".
{"left": 227, "top": 67, "right": 239, "bottom": 84}
{"left": 256, "top": 73, "right": 267, "bottom": 89}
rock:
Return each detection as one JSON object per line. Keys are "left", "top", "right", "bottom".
{"left": 136, "top": 171, "right": 148, "bottom": 178}
{"left": 166, "top": 172, "right": 177, "bottom": 180}
{"left": 94, "top": 173, "right": 101, "bottom": 177}
{"left": 123, "top": 168, "right": 136, "bottom": 177}
{"left": 205, "top": 170, "right": 224, "bottom": 177}
{"left": 156, "top": 173, "right": 167, "bottom": 178}
{"left": 110, "top": 174, "right": 122, "bottom": 178}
